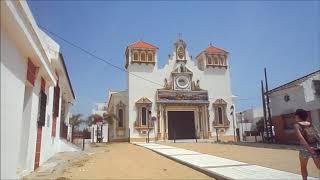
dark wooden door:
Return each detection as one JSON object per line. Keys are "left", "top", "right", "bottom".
{"left": 168, "top": 111, "right": 196, "bottom": 140}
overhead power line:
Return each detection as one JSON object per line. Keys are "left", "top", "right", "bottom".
{"left": 39, "top": 25, "right": 164, "bottom": 88}
{"left": 40, "top": 25, "right": 259, "bottom": 102}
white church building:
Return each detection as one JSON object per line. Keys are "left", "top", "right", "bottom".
{"left": 107, "top": 39, "right": 236, "bottom": 142}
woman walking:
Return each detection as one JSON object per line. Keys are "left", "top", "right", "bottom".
{"left": 294, "top": 109, "right": 320, "bottom": 179}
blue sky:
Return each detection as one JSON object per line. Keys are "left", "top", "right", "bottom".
{"left": 28, "top": 1, "right": 320, "bottom": 116}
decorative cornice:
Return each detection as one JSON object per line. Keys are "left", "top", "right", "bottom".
{"left": 135, "top": 97, "right": 152, "bottom": 104}
{"left": 213, "top": 98, "right": 227, "bottom": 105}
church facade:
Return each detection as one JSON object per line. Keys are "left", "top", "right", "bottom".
{"left": 107, "top": 39, "right": 236, "bottom": 142}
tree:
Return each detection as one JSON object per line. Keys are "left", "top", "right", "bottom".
{"left": 256, "top": 118, "right": 265, "bottom": 133}
{"left": 87, "top": 114, "right": 103, "bottom": 126}
{"left": 102, "top": 112, "right": 118, "bottom": 125}
{"left": 69, "top": 114, "right": 83, "bottom": 143}
{"left": 82, "top": 128, "right": 91, "bottom": 139}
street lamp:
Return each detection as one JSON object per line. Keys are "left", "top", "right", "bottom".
{"left": 230, "top": 105, "right": 236, "bottom": 142}
{"left": 147, "top": 110, "right": 151, "bottom": 143}
{"left": 240, "top": 112, "right": 244, "bottom": 141}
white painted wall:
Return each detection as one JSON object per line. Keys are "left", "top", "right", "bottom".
{"left": 269, "top": 73, "right": 320, "bottom": 130}
{"left": 1, "top": 1, "right": 77, "bottom": 178}
{"left": 108, "top": 91, "right": 129, "bottom": 140}
{"left": 269, "top": 81, "right": 320, "bottom": 117}
{"left": 1, "top": 25, "right": 28, "bottom": 179}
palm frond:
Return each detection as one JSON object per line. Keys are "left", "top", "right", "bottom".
{"left": 69, "top": 114, "right": 83, "bottom": 127}
{"left": 86, "top": 114, "right": 103, "bottom": 126}
{"left": 103, "top": 112, "right": 118, "bottom": 125}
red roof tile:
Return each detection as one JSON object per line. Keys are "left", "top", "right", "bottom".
{"left": 204, "top": 44, "right": 227, "bottom": 54}
{"left": 127, "top": 40, "right": 158, "bottom": 49}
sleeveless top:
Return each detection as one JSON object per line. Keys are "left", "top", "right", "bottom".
{"left": 298, "top": 123, "right": 320, "bottom": 146}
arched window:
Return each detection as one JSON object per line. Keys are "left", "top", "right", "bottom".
{"left": 118, "top": 109, "right": 123, "bottom": 127}
{"left": 214, "top": 57, "right": 219, "bottom": 64}
{"left": 220, "top": 57, "right": 224, "bottom": 65}
{"left": 141, "top": 52, "right": 146, "bottom": 62}
{"left": 218, "top": 107, "right": 223, "bottom": 124}
{"left": 142, "top": 107, "right": 147, "bottom": 125}
{"left": 213, "top": 99, "right": 229, "bottom": 127}
{"left": 208, "top": 56, "right": 212, "bottom": 65}
{"left": 221, "top": 56, "right": 226, "bottom": 65}
{"left": 147, "top": 53, "right": 153, "bottom": 62}
{"left": 133, "top": 52, "right": 139, "bottom": 61}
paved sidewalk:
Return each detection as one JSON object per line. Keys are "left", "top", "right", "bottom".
{"left": 133, "top": 142, "right": 318, "bottom": 180}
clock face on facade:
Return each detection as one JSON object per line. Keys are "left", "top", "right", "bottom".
{"left": 177, "top": 46, "right": 185, "bottom": 59}
{"left": 176, "top": 76, "right": 190, "bottom": 89}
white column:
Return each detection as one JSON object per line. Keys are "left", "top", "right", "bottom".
{"left": 103, "top": 124, "right": 108, "bottom": 142}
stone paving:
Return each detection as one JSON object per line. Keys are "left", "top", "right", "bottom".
{"left": 133, "top": 142, "right": 319, "bottom": 180}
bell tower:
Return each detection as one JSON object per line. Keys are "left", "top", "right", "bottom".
{"left": 174, "top": 38, "right": 187, "bottom": 62}
{"left": 125, "top": 40, "right": 158, "bottom": 69}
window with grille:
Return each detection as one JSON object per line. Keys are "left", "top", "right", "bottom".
{"left": 142, "top": 107, "right": 147, "bottom": 125}
{"left": 218, "top": 107, "right": 223, "bottom": 124}
{"left": 118, "top": 109, "right": 124, "bottom": 127}
{"left": 38, "top": 90, "right": 47, "bottom": 127}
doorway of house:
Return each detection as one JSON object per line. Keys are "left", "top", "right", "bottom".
{"left": 168, "top": 111, "right": 196, "bottom": 140}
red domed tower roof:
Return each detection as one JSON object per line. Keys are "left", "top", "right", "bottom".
{"left": 127, "top": 40, "right": 158, "bottom": 49}
{"left": 204, "top": 44, "right": 228, "bottom": 54}
{"left": 196, "top": 43, "right": 228, "bottom": 60}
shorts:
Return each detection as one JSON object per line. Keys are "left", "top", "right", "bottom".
{"left": 299, "top": 148, "right": 320, "bottom": 158}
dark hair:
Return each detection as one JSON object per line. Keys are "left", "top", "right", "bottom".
{"left": 295, "top": 109, "right": 308, "bottom": 121}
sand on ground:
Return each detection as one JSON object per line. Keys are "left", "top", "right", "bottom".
{"left": 165, "top": 142, "right": 319, "bottom": 177}
{"left": 62, "top": 143, "right": 211, "bottom": 179}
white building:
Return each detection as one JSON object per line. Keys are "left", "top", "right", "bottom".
{"left": 107, "top": 39, "right": 236, "bottom": 142}
{"left": 91, "top": 103, "right": 108, "bottom": 143}
{"left": 1, "top": 1, "right": 77, "bottom": 179}
{"left": 268, "top": 70, "right": 320, "bottom": 144}
{"left": 92, "top": 102, "right": 107, "bottom": 116}
{"left": 236, "top": 107, "right": 264, "bottom": 141}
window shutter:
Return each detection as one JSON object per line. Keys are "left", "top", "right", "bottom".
{"left": 38, "top": 90, "right": 47, "bottom": 127}
{"left": 53, "top": 85, "right": 60, "bottom": 117}
{"left": 27, "top": 59, "right": 37, "bottom": 86}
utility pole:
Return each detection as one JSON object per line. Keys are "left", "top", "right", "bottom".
{"left": 240, "top": 112, "right": 244, "bottom": 141}
{"left": 261, "top": 80, "right": 268, "bottom": 141}
{"left": 264, "top": 68, "right": 273, "bottom": 142}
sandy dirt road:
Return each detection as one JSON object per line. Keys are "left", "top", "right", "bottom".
{"left": 61, "top": 143, "right": 211, "bottom": 179}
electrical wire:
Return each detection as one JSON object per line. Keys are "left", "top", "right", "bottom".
{"left": 39, "top": 25, "right": 259, "bottom": 102}
{"left": 39, "top": 25, "right": 165, "bottom": 88}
